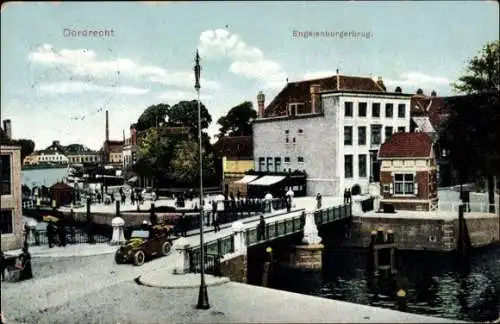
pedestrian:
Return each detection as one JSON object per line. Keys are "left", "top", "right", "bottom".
{"left": 347, "top": 189, "right": 352, "bottom": 204}
{"left": 131, "top": 190, "right": 136, "bottom": 206}
{"left": 121, "top": 192, "right": 126, "bottom": 205}
{"left": 180, "top": 215, "right": 188, "bottom": 237}
{"left": 47, "top": 222, "right": 56, "bottom": 248}
{"left": 0, "top": 251, "right": 5, "bottom": 281}
{"left": 257, "top": 215, "right": 266, "bottom": 241}
{"left": 236, "top": 190, "right": 241, "bottom": 201}
{"left": 18, "top": 244, "right": 33, "bottom": 281}
{"left": 316, "top": 192, "right": 322, "bottom": 209}
{"left": 23, "top": 222, "right": 29, "bottom": 245}
{"left": 212, "top": 200, "right": 220, "bottom": 232}
{"left": 286, "top": 194, "right": 292, "bottom": 212}
{"left": 343, "top": 188, "right": 348, "bottom": 205}
{"left": 150, "top": 210, "right": 158, "bottom": 226}
{"left": 58, "top": 218, "right": 67, "bottom": 247}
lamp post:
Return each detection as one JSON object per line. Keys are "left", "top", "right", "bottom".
{"left": 194, "top": 49, "right": 210, "bottom": 309}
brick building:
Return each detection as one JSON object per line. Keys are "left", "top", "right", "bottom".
{"left": 378, "top": 132, "right": 438, "bottom": 211}
{"left": 252, "top": 73, "right": 412, "bottom": 196}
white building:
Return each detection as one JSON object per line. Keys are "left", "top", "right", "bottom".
{"left": 252, "top": 75, "right": 412, "bottom": 196}
{"left": 38, "top": 140, "right": 69, "bottom": 164}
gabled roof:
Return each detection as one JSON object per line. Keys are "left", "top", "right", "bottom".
{"left": 410, "top": 95, "right": 449, "bottom": 130}
{"left": 213, "top": 136, "right": 253, "bottom": 159}
{"left": 379, "top": 132, "right": 433, "bottom": 158}
{"left": 264, "top": 75, "right": 385, "bottom": 117}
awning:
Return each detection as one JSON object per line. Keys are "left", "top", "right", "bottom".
{"left": 248, "top": 176, "right": 286, "bottom": 186}
{"left": 234, "top": 175, "right": 259, "bottom": 184}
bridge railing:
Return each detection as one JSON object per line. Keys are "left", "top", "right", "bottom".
{"left": 186, "top": 234, "right": 235, "bottom": 276}
{"left": 26, "top": 228, "right": 110, "bottom": 246}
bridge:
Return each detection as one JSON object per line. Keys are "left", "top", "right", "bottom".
{"left": 175, "top": 199, "right": 354, "bottom": 274}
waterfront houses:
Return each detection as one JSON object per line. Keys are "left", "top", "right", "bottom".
{"left": 252, "top": 74, "right": 412, "bottom": 197}
{"left": 378, "top": 132, "right": 438, "bottom": 211}
{"left": 213, "top": 135, "right": 254, "bottom": 195}
{"left": 65, "top": 144, "right": 101, "bottom": 165}
{"left": 38, "top": 140, "right": 69, "bottom": 164}
{"left": 122, "top": 124, "right": 138, "bottom": 171}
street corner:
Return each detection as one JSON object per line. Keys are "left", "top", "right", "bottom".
{"left": 136, "top": 271, "right": 230, "bottom": 289}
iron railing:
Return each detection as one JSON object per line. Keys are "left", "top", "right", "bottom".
{"left": 27, "top": 228, "right": 110, "bottom": 246}
{"left": 187, "top": 234, "right": 234, "bottom": 276}
{"left": 361, "top": 197, "right": 375, "bottom": 212}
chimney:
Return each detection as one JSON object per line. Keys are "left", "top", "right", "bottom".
{"left": 336, "top": 69, "right": 340, "bottom": 90}
{"left": 376, "top": 76, "right": 386, "bottom": 91}
{"left": 130, "top": 124, "right": 137, "bottom": 146}
{"left": 310, "top": 84, "right": 321, "bottom": 113}
{"left": 257, "top": 91, "right": 265, "bottom": 118}
{"left": 105, "top": 110, "right": 109, "bottom": 142}
{"left": 3, "top": 119, "right": 12, "bottom": 139}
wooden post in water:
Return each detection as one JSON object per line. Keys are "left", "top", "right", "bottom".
{"left": 371, "top": 228, "right": 396, "bottom": 277}
{"left": 262, "top": 246, "right": 273, "bottom": 287}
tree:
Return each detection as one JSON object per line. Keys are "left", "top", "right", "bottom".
{"left": 443, "top": 40, "right": 500, "bottom": 213}
{"left": 136, "top": 103, "right": 170, "bottom": 132}
{"left": 452, "top": 41, "right": 500, "bottom": 94}
{"left": 217, "top": 101, "right": 257, "bottom": 138}
{"left": 167, "top": 100, "right": 212, "bottom": 136}
{"left": 170, "top": 136, "right": 216, "bottom": 186}
{"left": 0, "top": 136, "right": 35, "bottom": 161}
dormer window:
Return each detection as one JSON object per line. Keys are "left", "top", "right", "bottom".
{"left": 287, "top": 103, "right": 306, "bottom": 116}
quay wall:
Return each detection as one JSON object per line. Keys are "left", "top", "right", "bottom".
{"left": 219, "top": 254, "right": 247, "bottom": 283}
{"left": 341, "top": 214, "right": 499, "bottom": 251}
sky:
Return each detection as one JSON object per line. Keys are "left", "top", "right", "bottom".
{"left": 1, "top": 1, "right": 498, "bottom": 151}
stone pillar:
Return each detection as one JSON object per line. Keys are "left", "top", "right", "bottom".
{"left": 292, "top": 210, "right": 324, "bottom": 269}
{"left": 172, "top": 237, "right": 191, "bottom": 274}
{"left": 232, "top": 221, "right": 246, "bottom": 255}
{"left": 351, "top": 196, "right": 364, "bottom": 216}
{"left": 110, "top": 217, "right": 126, "bottom": 245}
{"left": 264, "top": 193, "right": 273, "bottom": 213}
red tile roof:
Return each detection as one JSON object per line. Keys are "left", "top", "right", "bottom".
{"left": 213, "top": 136, "right": 253, "bottom": 159}
{"left": 410, "top": 95, "right": 449, "bottom": 130}
{"left": 264, "top": 75, "right": 385, "bottom": 117}
{"left": 379, "top": 132, "right": 433, "bottom": 158}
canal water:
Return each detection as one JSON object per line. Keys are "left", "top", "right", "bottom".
{"left": 270, "top": 247, "right": 500, "bottom": 322}
{"left": 22, "top": 167, "right": 68, "bottom": 188}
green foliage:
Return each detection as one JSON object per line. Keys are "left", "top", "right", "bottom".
{"left": 167, "top": 100, "right": 212, "bottom": 136}
{"left": 170, "top": 136, "right": 216, "bottom": 185}
{"left": 217, "top": 101, "right": 257, "bottom": 138}
{"left": 136, "top": 103, "right": 170, "bottom": 132}
{"left": 452, "top": 40, "right": 500, "bottom": 94}
{"left": 0, "top": 136, "right": 36, "bottom": 161}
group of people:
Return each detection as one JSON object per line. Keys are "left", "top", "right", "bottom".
{"left": 0, "top": 243, "right": 33, "bottom": 282}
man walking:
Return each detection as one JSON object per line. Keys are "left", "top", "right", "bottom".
{"left": 47, "top": 222, "right": 56, "bottom": 248}
{"left": 257, "top": 215, "right": 266, "bottom": 241}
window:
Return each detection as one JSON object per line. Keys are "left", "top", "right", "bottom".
{"left": 266, "top": 157, "right": 273, "bottom": 172}
{"left": 398, "top": 126, "right": 405, "bottom": 133}
{"left": 284, "top": 157, "right": 290, "bottom": 164}
{"left": 298, "top": 129, "right": 303, "bottom": 134}
{"left": 385, "top": 103, "right": 393, "bottom": 118}
{"left": 258, "top": 157, "right": 265, "bottom": 171}
{"left": 0, "top": 155, "right": 11, "bottom": 196}
{"left": 0, "top": 209, "right": 13, "bottom": 234}
{"left": 285, "top": 137, "right": 289, "bottom": 144}
{"left": 344, "top": 102, "right": 353, "bottom": 117}
{"left": 370, "top": 125, "right": 382, "bottom": 145}
{"left": 394, "top": 174, "right": 415, "bottom": 195}
{"left": 372, "top": 103, "right": 380, "bottom": 117}
{"left": 285, "top": 130, "right": 289, "bottom": 135}
{"left": 298, "top": 157, "right": 304, "bottom": 163}
{"left": 358, "top": 102, "right": 367, "bottom": 117}
{"left": 398, "top": 104, "right": 406, "bottom": 118}
{"left": 344, "top": 126, "right": 353, "bottom": 145}
{"left": 292, "top": 137, "right": 296, "bottom": 144}
{"left": 358, "top": 127, "right": 366, "bottom": 145}
{"left": 274, "top": 157, "right": 282, "bottom": 172}
{"left": 344, "top": 155, "right": 353, "bottom": 178}
{"left": 358, "top": 154, "right": 367, "bottom": 177}
{"left": 385, "top": 126, "right": 393, "bottom": 141}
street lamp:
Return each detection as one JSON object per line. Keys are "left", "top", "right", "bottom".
{"left": 194, "top": 49, "right": 210, "bottom": 309}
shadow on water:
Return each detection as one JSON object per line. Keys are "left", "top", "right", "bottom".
{"left": 269, "top": 247, "right": 500, "bottom": 322}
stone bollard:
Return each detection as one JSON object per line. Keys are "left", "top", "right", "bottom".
{"left": 264, "top": 193, "right": 273, "bottom": 213}
{"left": 232, "top": 221, "right": 246, "bottom": 255}
{"left": 110, "top": 217, "right": 126, "bottom": 245}
{"left": 351, "top": 196, "right": 365, "bottom": 216}
{"left": 291, "top": 210, "right": 324, "bottom": 270}
{"left": 26, "top": 219, "right": 38, "bottom": 245}
{"left": 172, "top": 237, "right": 191, "bottom": 274}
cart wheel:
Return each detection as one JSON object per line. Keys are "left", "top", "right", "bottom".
{"left": 114, "top": 251, "right": 123, "bottom": 264}
{"left": 161, "top": 241, "right": 172, "bottom": 256}
{"left": 133, "top": 250, "right": 145, "bottom": 266}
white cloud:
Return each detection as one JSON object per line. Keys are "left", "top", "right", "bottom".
{"left": 198, "top": 29, "right": 287, "bottom": 88}
{"left": 385, "top": 72, "right": 451, "bottom": 87}
{"left": 303, "top": 71, "right": 337, "bottom": 80}
{"left": 37, "top": 82, "right": 150, "bottom": 95}
{"left": 28, "top": 44, "right": 218, "bottom": 91}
